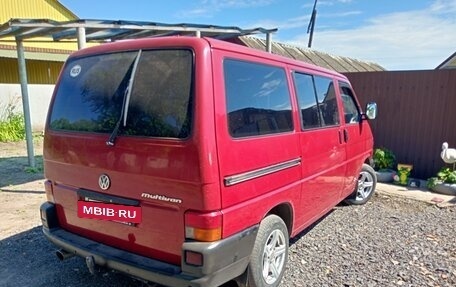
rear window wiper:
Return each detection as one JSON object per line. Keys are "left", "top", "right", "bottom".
{"left": 106, "top": 50, "right": 142, "bottom": 146}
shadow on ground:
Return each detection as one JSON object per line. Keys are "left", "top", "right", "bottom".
{"left": 0, "top": 155, "right": 44, "bottom": 187}
{"left": 0, "top": 227, "right": 149, "bottom": 287}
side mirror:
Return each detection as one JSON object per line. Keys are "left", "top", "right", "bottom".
{"left": 364, "top": 102, "right": 377, "bottom": 120}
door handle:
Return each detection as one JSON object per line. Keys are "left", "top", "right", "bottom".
{"left": 344, "top": 129, "right": 349, "bottom": 142}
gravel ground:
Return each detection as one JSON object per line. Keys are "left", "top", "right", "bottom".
{"left": 0, "top": 193, "right": 454, "bottom": 287}
{"left": 282, "top": 194, "right": 456, "bottom": 287}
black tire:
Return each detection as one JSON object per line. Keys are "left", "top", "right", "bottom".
{"left": 247, "top": 215, "right": 289, "bottom": 287}
{"left": 344, "top": 163, "right": 377, "bottom": 205}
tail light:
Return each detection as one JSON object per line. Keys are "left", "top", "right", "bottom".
{"left": 184, "top": 210, "right": 222, "bottom": 242}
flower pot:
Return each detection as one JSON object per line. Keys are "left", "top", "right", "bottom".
{"left": 431, "top": 183, "right": 456, "bottom": 196}
{"left": 375, "top": 169, "right": 396, "bottom": 183}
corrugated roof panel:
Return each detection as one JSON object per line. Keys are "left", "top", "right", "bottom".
{"left": 280, "top": 45, "right": 314, "bottom": 63}
{"left": 332, "top": 55, "right": 360, "bottom": 73}
{"left": 237, "top": 37, "right": 266, "bottom": 52}
{"left": 298, "top": 48, "right": 331, "bottom": 69}
{"left": 313, "top": 50, "right": 347, "bottom": 72}
{"left": 271, "top": 42, "right": 292, "bottom": 58}
{"left": 239, "top": 36, "right": 385, "bottom": 73}
{"left": 436, "top": 51, "right": 456, "bottom": 69}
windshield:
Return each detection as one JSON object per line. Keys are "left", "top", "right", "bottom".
{"left": 49, "top": 49, "right": 194, "bottom": 139}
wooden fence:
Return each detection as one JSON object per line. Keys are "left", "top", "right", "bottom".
{"left": 345, "top": 69, "right": 456, "bottom": 180}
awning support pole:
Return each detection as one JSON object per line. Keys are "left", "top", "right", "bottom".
{"left": 266, "top": 32, "right": 272, "bottom": 53}
{"left": 77, "top": 27, "right": 86, "bottom": 49}
{"left": 16, "top": 38, "right": 35, "bottom": 167}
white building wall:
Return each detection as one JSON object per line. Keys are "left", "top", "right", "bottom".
{"left": 0, "top": 84, "right": 54, "bottom": 131}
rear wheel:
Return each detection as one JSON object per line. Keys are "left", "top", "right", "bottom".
{"left": 247, "top": 215, "right": 288, "bottom": 287}
{"left": 344, "top": 163, "right": 377, "bottom": 205}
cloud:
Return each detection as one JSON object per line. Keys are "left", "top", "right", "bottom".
{"left": 303, "top": 0, "right": 353, "bottom": 8}
{"left": 250, "top": 9, "right": 361, "bottom": 30}
{"left": 250, "top": 15, "right": 310, "bottom": 30}
{"left": 286, "top": 1, "right": 456, "bottom": 70}
{"left": 203, "top": 0, "right": 274, "bottom": 8}
{"left": 430, "top": 0, "right": 456, "bottom": 13}
{"left": 177, "top": 0, "right": 274, "bottom": 18}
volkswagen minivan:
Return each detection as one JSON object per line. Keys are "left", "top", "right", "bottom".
{"left": 40, "top": 36, "right": 377, "bottom": 287}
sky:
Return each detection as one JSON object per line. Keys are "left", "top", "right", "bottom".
{"left": 59, "top": 0, "right": 456, "bottom": 71}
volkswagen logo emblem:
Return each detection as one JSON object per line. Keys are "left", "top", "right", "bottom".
{"left": 98, "top": 174, "right": 111, "bottom": 190}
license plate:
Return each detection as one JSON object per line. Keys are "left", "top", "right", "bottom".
{"left": 77, "top": 201, "right": 142, "bottom": 223}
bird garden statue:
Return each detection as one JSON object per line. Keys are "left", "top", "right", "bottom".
{"left": 441, "top": 142, "right": 456, "bottom": 170}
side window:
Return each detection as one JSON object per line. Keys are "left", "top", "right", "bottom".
{"left": 339, "top": 84, "right": 360, "bottom": 124}
{"left": 314, "top": 76, "right": 339, "bottom": 126}
{"left": 293, "top": 73, "right": 320, "bottom": 129}
{"left": 293, "top": 72, "right": 340, "bottom": 129}
{"left": 224, "top": 59, "right": 293, "bottom": 138}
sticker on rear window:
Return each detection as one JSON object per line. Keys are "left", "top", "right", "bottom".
{"left": 70, "top": 65, "right": 81, "bottom": 77}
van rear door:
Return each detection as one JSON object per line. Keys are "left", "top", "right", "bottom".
{"left": 44, "top": 47, "right": 206, "bottom": 265}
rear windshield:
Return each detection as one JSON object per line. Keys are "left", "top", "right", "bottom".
{"left": 49, "top": 49, "right": 193, "bottom": 138}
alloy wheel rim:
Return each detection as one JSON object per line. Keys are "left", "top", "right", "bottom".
{"left": 262, "top": 229, "right": 286, "bottom": 284}
{"left": 356, "top": 171, "right": 374, "bottom": 201}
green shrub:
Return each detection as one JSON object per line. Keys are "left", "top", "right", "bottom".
{"left": 427, "top": 167, "right": 456, "bottom": 189}
{"left": 373, "top": 148, "right": 396, "bottom": 170}
{"left": 0, "top": 101, "right": 25, "bottom": 142}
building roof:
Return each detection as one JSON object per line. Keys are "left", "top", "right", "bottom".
{"left": 237, "top": 36, "right": 385, "bottom": 73}
{"left": 436, "top": 51, "right": 456, "bottom": 69}
{"left": 0, "top": 0, "right": 79, "bottom": 51}
{"left": 0, "top": 0, "right": 78, "bottom": 24}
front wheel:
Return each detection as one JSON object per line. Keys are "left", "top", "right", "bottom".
{"left": 247, "top": 215, "right": 289, "bottom": 287}
{"left": 344, "top": 163, "right": 377, "bottom": 205}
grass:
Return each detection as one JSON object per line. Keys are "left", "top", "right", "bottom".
{"left": 0, "top": 101, "right": 25, "bottom": 142}
{"left": 24, "top": 155, "right": 44, "bottom": 174}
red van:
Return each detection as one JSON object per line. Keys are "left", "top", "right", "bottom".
{"left": 40, "top": 36, "right": 377, "bottom": 287}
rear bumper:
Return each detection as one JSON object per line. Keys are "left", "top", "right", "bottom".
{"left": 40, "top": 202, "right": 258, "bottom": 287}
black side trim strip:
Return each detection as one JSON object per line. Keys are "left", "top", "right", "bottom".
{"left": 224, "top": 158, "right": 301, "bottom": 186}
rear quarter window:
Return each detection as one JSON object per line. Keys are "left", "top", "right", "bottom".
{"left": 224, "top": 59, "right": 293, "bottom": 138}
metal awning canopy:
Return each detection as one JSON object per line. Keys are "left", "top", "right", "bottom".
{"left": 0, "top": 18, "right": 277, "bottom": 167}
{"left": 0, "top": 18, "right": 277, "bottom": 48}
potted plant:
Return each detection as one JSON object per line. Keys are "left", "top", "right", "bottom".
{"left": 373, "top": 147, "right": 397, "bottom": 182}
{"left": 427, "top": 167, "right": 456, "bottom": 195}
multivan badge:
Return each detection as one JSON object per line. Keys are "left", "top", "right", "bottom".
{"left": 98, "top": 174, "right": 111, "bottom": 190}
